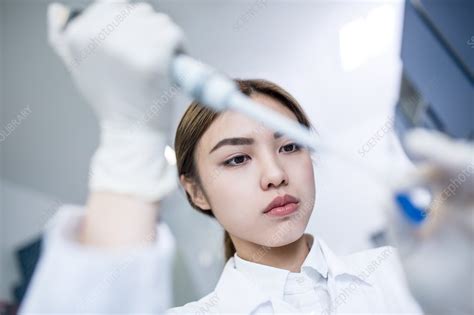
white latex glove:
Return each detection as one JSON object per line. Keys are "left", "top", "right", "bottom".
{"left": 48, "top": 0, "right": 185, "bottom": 202}
{"left": 387, "top": 128, "right": 474, "bottom": 315}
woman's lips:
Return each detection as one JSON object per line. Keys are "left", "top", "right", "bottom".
{"left": 263, "top": 194, "right": 300, "bottom": 217}
{"left": 264, "top": 202, "right": 299, "bottom": 217}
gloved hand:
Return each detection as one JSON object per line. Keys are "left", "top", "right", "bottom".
{"left": 47, "top": 0, "right": 185, "bottom": 202}
{"left": 387, "top": 128, "right": 474, "bottom": 315}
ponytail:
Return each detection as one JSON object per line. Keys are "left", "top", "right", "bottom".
{"left": 224, "top": 230, "right": 236, "bottom": 261}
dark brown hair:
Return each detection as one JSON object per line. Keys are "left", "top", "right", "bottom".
{"left": 174, "top": 79, "right": 313, "bottom": 261}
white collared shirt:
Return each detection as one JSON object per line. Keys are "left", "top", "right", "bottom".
{"left": 233, "top": 235, "right": 331, "bottom": 313}
{"left": 21, "top": 205, "right": 424, "bottom": 314}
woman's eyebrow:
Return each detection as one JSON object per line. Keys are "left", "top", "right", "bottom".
{"left": 209, "top": 132, "right": 283, "bottom": 154}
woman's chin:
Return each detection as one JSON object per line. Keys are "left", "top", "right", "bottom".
{"left": 262, "top": 228, "right": 305, "bottom": 248}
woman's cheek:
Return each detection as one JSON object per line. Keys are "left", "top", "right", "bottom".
{"left": 305, "top": 159, "right": 315, "bottom": 186}
{"left": 204, "top": 165, "right": 235, "bottom": 189}
{"left": 291, "top": 154, "right": 316, "bottom": 206}
{"left": 286, "top": 154, "right": 313, "bottom": 181}
{"left": 212, "top": 170, "right": 251, "bottom": 207}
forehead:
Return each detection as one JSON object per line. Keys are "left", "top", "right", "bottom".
{"left": 198, "top": 93, "right": 298, "bottom": 151}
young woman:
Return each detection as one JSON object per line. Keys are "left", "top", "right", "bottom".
{"left": 21, "top": 2, "right": 422, "bottom": 314}
{"left": 169, "top": 79, "right": 422, "bottom": 314}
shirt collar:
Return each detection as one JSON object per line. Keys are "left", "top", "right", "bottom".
{"left": 214, "top": 235, "right": 374, "bottom": 313}
{"left": 233, "top": 250, "right": 289, "bottom": 300}
{"left": 214, "top": 258, "right": 272, "bottom": 313}
{"left": 233, "top": 233, "right": 329, "bottom": 300}
{"left": 318, "top": 238, "right": 374, "bottom": 286}
{"left": 301, "top": 234, "right": 329, "bottom": 278}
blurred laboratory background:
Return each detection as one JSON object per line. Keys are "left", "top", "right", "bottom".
{"left": 1, "top": 0, "right": 470, "bottom": 310}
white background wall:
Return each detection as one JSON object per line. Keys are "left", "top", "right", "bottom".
{"left": 0, "top": 0, "right": 411, "bottom": 306}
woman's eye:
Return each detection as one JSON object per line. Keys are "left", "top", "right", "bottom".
{"left": 280, "top": 143, "right": 301, "bottom": 153}
{"left": 223, "top": 155, "right": 250, "bottom": 167}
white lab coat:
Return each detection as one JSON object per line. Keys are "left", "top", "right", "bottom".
{"left": 20, "top": 205, "right": 423, "bottom": 314}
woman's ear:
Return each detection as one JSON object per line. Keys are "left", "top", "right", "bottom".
{"left": 180, "top": 175, "right": 211, "bottom": 211}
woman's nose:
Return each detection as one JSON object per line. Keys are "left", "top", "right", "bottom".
{"left": 260, "top": 156, "right": 289, "bottom": 190}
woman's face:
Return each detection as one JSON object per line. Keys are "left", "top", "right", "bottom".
{"left": 191, "top": 93, "right": 315, "bottom": 248}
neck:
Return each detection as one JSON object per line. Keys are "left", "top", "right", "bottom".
{"left": 232, "top": 234, "right": 310, "bottom": 272}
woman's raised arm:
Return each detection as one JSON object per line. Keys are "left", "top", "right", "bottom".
{"left": 20, "top": 1, "right": 184, "bottom": 313}
{"left": 47, "top": 0, "right": 184, "bottom": 247}
{"left": 82, "top": 192, "right": 160, "bottom": 247}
